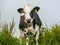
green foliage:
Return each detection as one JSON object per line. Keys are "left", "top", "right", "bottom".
{"left": 0, "top": 31, "right": 19, "bottom": 45}
{"left": 39, "top": 24, "right": 60, "bottom": 45}
{"left": 9, "top": 19, "right": 15, "bottom": 34}
{"left": 0, "top": 19, "right": 60, "bottom": 45}
{"left": 0, "top": 19, "right": 20, "bottom": 45}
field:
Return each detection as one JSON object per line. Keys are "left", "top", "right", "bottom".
{"left": 0, "top": 20, "right": 60, "bottom": 45}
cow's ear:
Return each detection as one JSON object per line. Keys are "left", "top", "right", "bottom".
{"left": 17, "top": 8, "right": 24, "bottom": 13}
{"left": 32, "top": 6, "right": 40, "bottom": 12}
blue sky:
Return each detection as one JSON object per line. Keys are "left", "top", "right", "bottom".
{"left": 0, "top": 0, "right": 60, "bottom": 37}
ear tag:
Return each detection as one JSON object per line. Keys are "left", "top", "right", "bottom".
{"left": 21, "top": 11, "right": 23, "bottom": 13}
{"left": 35, "top": 10, "right": 37, "bottom": 12}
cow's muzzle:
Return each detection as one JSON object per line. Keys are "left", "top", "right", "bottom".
{"left": 26, "top": 19, "right": 32, "bottom": 26}
{"left": 26, "top": 19, "right": 31, "bottom": 23}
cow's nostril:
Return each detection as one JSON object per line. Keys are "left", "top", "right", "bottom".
{"left": 26, "top": 19, "right": 31, "bottom": 23}
{"left": 27, "top": 21, "right": 31, "bottom": 23}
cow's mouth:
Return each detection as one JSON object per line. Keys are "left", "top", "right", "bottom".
{"left": 26, "top": 19, "right": 32, "bottom": 26}
{"left": 27, "top": 23, "right": 32, "bottom": 27}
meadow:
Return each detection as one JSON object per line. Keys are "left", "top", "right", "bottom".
{"left": 0, "top": 20, "right": 60, "bottom": 45}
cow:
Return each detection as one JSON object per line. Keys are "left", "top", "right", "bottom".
{"left": 17, "top": 4, "right": 42, "bottom": 45}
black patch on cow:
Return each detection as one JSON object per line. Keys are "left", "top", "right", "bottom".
{"left": 19, "top": 15, "right": 27, "bottom": 31}
{"left": 30, "top": 11, "right": 42, "bottom": 29}
{"left": 17, "top": 8, "right": 24, "bottom": 13}
{"left": 31, "top": 6, "right": 40, "bottom": 12}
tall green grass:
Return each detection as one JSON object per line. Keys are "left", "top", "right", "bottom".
{"left": 0, "top": 20, "right": 60, "bottom": 45}
{"left": 0, "top": 19, "right": 20, "bottom": 45}
{"left": 39, "top": 24, "right": 60, "bottom": 45}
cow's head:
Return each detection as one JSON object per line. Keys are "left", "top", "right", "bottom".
{"left": 17, "top": 4, "right": 40, "bottom": 26}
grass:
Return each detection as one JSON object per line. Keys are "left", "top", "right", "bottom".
{"left": 0, "top": 21, "right": 60, "bottom": 45}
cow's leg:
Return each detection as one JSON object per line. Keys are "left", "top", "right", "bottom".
{"left": 19, "top": 30, "right": 24, "bottom": 45}
{"left": 20, "top": 36, "right": 22, "bottom": 45}
{"left": 26, "top": 37, "right": 29, "bottom": 45}
{"left": 25, "top": 28, "right": 29, "bottom": 45}
{"left": 35, "top": 25, "right": 39, "bottom": 45}
{"left": 35, "top": 30, "right": 39, "bottom": 45}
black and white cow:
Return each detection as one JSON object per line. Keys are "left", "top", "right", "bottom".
{"left": 17, "top": 4, "right": 42, "bottom": 45}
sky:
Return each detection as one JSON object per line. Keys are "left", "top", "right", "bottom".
{"left": 0, "top": 0, "right": 60, "bottom": 38}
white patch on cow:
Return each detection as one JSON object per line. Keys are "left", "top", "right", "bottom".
{"left": 20, "top": 13, "right": 25, "bottom": 16}
{"left": 24, "top": 4, "right": 33, "bottom": 23}
{"left": 24, "top": 4, "right": 33, "bottom": 13}
{"left": 27, "top": 25, "right": 36, "bottom": 35}
{"left": 25, "top": 24, "right": 39, "bottom": 36}
{"left": 35, "top": 25, "right": 39, "bottom": 32}
{"left": 35, "top": 24, "right": 39, "bottom": 37}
